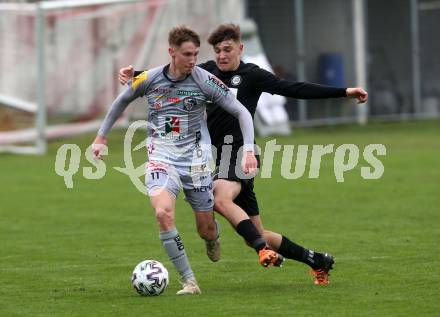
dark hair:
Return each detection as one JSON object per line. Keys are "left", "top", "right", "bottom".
{"left": 207, "top": 23, "right": 241, "bottom": 46}
{"left": 168, "top": 25, "right": 200, "bottom": 47}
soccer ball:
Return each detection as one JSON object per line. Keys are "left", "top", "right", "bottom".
{"left": 131, "top": 260, "right": 169, "bottom": 296}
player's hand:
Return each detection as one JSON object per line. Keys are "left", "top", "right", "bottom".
{"left": 118, "top": 65, "right": 134, "bottom": 85}
{"left": 91, "top": 135, "right": 108, "bottom": 160}
{"left": 241, "top": 151, "right": 258, "bottom": 176}
{"left": 346, "top": 87, "right": 368, "bottom": 104}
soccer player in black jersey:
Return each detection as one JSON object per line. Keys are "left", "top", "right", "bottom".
{"left": 119, "top": 23, "right": 368, "bottom": 285}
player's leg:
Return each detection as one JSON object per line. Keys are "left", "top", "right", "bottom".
{"left": 235, "top": 185, "right": 283, "bottom": 251}
{"left": 270, "top": 224, "right": 334, "bottom": 285}
{"left": 213, "top": 179, "right": 284, "bottom": 267}
{"left": 149, "top": 188, "right": 177, "bottom": 231}
{"left": 193, "top": 211, "right": 221, "bottom": 262}
{"left": 146, "top": 162, "right": 200, "bottom": 295}
{"left": 213, "top": 179, "right": 246, "bottom": 226}
{"left": 249, "top": 214, "right": 311, "bottom": 265}
{"left": 193, "top": 211, "right": 218, "bottom": 241}
{"left": 249, "top": 215, "right": 282, "bottom": 250}
{"left": 183, "top": 168, "right": 220, "bottom": 264}
{"left": 149, "top": 189, "right": 200, "bottom": 294}
{"left": 253, "top": 215, "right": 334, "bottom": 284}
{"left": 238, "top": 180, "right": 334, "bottom": 284}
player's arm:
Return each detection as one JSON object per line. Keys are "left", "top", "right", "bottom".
{"left": 92, "top": 71, "right": 147, "bottom": 159}
{"left": 254, "top": 67, "right": 368, "bottom": 103}
{"left": 195, "top": 69, "right": 257, "bottom": 174}
{"left": 119, "top": 65, "right": 137, "bottom": 85}
{"left": 217, "top": 96, "right": 257, "bottom": 174}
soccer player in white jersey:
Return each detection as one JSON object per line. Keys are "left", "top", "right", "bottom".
{"left": 119, "top": 23, "right": 368, "bottom": 285}
{"left": 92, "top": 26, "right": 283, "bottom": 295}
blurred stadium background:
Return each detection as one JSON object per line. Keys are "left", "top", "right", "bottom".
{"left": 1, "top": 1, "right": 439, "bottom": 316}
{"left": 1, "top": 0, "right": 440, "bottom": 153}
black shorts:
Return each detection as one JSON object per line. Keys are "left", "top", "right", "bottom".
{"left": 233, "top": 177, "right": 260, "bottom": 216}
{"left": 213, "top": 151, "right": 260, "bottom": 216}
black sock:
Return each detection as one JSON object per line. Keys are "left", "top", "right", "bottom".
{"left": 278, "top": 235, "right": 306, "bottom": 261}
{"left": 278, "top": 235, "right": 324, "bottom": 269}
{"left": 235, "top": 219, "right": 266, "bottom": 252}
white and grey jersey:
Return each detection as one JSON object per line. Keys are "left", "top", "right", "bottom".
{"left": 97, "top": 65, "right": 254, "bottom": 167}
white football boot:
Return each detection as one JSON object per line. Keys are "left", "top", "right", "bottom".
{"left": 176, "top": 278, "right": 201, "bottom": 295}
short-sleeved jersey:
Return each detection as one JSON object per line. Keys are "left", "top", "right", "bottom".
{"left": 98, "top": 64, "right": 254, "bottom": 167}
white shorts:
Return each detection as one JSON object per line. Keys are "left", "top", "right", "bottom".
{"left": 145, "top": 161, "right": 214, "bottom": 212}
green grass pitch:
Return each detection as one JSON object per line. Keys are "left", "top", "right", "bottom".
{"left": 1, "top": 120, "right": 439, "bottom": 316}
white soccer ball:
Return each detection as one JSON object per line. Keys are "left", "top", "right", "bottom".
{"left": 131, "top": 260, "right": 169, "bottom": 296}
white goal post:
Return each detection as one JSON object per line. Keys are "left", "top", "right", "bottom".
{"left": 0, "top": 0, "right": 244, "bottom": 154}
{"left": 1, "top": 0, "right": 159, "bottom": 154}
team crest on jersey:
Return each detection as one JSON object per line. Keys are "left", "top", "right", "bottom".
{"left": 231, "top": 75, "right": 242, "bottom": 86}
{"left": 183, "top": 97, "right": 197, "bottom": 111}
{"left": 153, "top": 101, "right": 162, "bottom": 109}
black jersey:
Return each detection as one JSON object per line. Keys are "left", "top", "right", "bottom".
{"left": 198, "top": 60, "right": 347, "bottom": 152}
{"left": 135, "top": 60, "right": 347, "bottom": 161}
